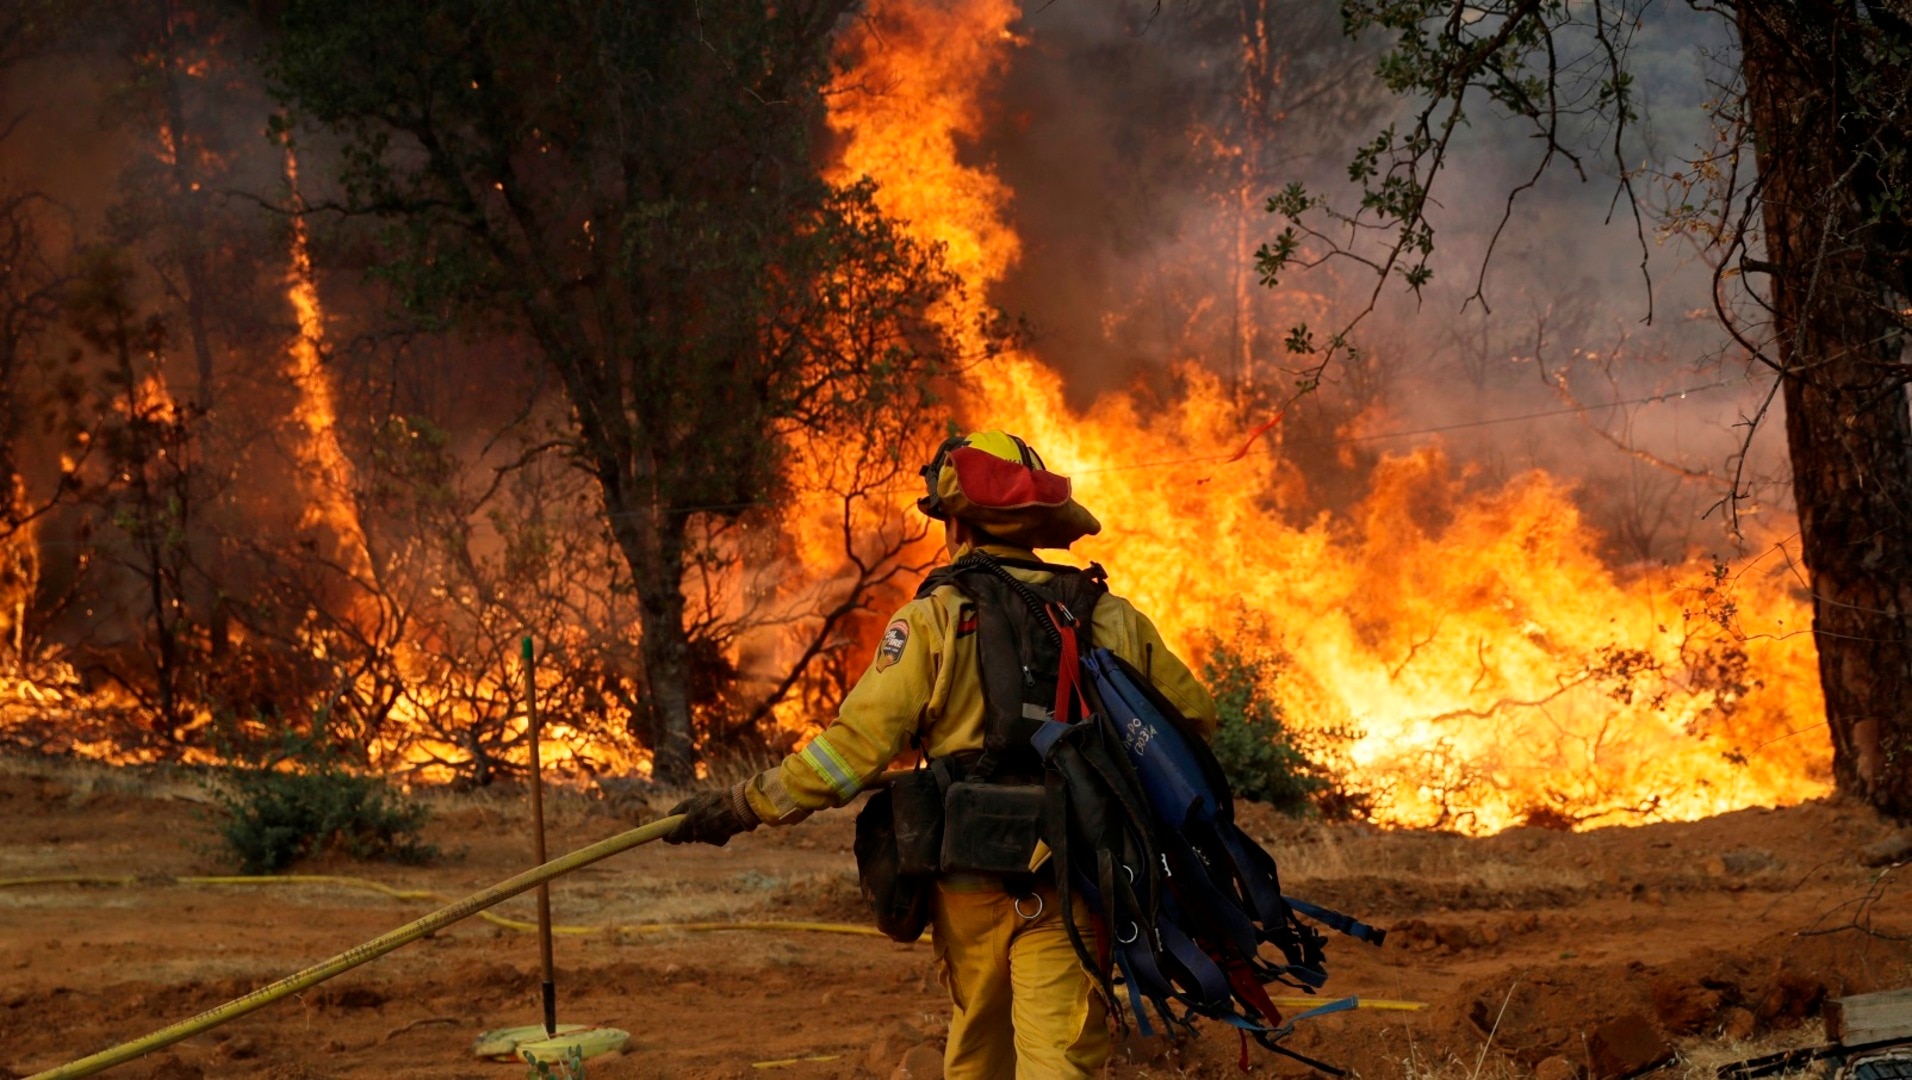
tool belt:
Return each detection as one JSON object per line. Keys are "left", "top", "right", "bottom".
{"left": 854, "top": 754, "right": 1047, "bottom": 942}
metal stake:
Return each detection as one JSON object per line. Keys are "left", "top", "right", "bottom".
{"left": 524, "top": 634, "right": 557, "bottom": 1038}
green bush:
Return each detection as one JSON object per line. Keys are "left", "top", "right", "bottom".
{"left": 208, "top": 730, "right": 437, "bottom": 874}
{"left": 1200, "top": 633, "right": 1363, "bottom": 818}
{"left": 524, "top": 1045, "right": 587, "bottom": 1080}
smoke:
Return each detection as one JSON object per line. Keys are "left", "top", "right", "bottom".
{"left": 967, "top": 0, "right": 1778, "bottom": 564}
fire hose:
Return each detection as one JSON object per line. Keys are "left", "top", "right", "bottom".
{"left": 19, "top": 814, "right": 688, "bottom": 1080}
{"left": 13, "top": 817, "right": 1428, "bottom": 1078}
{"left": 0, "top": 871, "right": 882, "bottom": 938}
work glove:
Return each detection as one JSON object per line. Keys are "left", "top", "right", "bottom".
{"left": 663, "top": 782, "right": 759, "bottom": 846}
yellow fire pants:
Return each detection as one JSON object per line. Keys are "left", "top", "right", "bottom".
{"left": 931, "top": 879, "right": 1110, "bottom": 1079}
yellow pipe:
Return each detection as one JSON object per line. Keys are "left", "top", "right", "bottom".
{"left": 1271, "top": 996, "right": 1426, "bottom": 1012}
{"left": 1, "top": 871, "right": 881, "bottom": 937}
{"left": 21, "top": 814, "right": 684, "bottom": 1080}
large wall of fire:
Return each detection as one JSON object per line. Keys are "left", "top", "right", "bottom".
{"left": 0, "top": 0, "right": 1826, "bottom": 833}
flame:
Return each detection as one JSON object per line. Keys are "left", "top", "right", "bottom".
{"left": 282, "top": 146, "right": 374, "bottom": 586}
{"left": 0, "top": 474, "right": 39, "bottom": 666}
{"left": 828, "top": 0, "right": 1830, "bottom": 832}
{"left": 0, "top": 6, "right": 1829, "bottom": 820}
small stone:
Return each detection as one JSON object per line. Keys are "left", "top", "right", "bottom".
{"left": 1701, "top": 855, "right": 1728, "bottom": 877}
{"left": 865, "top": 1022, "right": 927, "bottom": 1074}
{"left": 214, "top": 1036, "right": 259, "bottom": 1061}
{"left": 1536, "top": 1055, "right": 1582, "bottom": 1080}
{"left": 891, "top": 1045, "right": 943, "bottom": 1079}
{"left": 1718, "top": 1006, "right": 1756, "bottom": 1040}
{"left": 1861, "top": 831, "right": 1912, "bottom": 867}
{"left": 1587, "top": 1014, "right": 1672, "bottom": 1080}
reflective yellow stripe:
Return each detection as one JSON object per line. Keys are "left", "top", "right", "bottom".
{"left": 799, "top": 734, "right": 859, "bottom": 800}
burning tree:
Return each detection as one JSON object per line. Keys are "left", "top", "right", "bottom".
{"left": 267, "top": 1, "right": 969, "bottom": 781}
{"left": 1257, "top": 1, "right": 1912, "bottom": 818}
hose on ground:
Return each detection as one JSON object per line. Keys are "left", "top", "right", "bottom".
{"left": 20, "top": 814, "right": 683, "bottom": 1080}
{"left": 0, "top": 871, "right": 881, "bottom": 937}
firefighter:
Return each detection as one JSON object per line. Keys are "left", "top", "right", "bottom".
{"left": 665, "top": 430, "right": 1217, "bottom": 1080}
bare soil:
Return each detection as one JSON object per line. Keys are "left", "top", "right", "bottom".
{"left": 2, "top": 758, "right": 1908, "bottom": 1080}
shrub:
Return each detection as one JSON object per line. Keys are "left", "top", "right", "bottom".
{"left": 1200, "top": 632, "right": 1363, "bottom": 818}
{"left": 208, "top": 729, "right": 437, "bottom": 874}
{"left": 524, "top": 1045, "right": 587, "bottom": 1079}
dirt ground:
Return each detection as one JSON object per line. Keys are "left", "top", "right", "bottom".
{"left": 2, "top": 757, "right": 1909, "bottom": 1080}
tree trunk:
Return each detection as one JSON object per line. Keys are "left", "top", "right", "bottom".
{"left": 608, "top": 503, "right": 697, "bottom": 784}
{"left": 1739, "top": 1, "right": 1912, "bottom": 819}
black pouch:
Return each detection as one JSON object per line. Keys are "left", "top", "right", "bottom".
{"left": 940, "top": 780, "right": 1046, "bottom": 875}
{"left": 889, "top": 766, "right": 947, "bottom": 876}
{"left": 854, "top": 788, "right": 931, "bottom": 943}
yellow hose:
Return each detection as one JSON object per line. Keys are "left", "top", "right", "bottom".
{"left": 20, "top": 815, "right": 683, "bottom": 1080}
{"left": 0, "top": 871, "right": 881, "bottom": 937}
{"left": 10, "top": 844, "right": 1414, "bottom": 1077}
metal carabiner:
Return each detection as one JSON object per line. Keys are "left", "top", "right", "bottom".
{"left": 1013, "top": 893, "right": 1046, "bottom": 921}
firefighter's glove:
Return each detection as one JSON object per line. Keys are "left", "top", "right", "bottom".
{"left": 663, "top": 782, "right": 759, "bottom": 847}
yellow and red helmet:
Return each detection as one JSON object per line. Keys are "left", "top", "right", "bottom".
{"left": 917, "top": 430, "right": 1101, "bottom": 549}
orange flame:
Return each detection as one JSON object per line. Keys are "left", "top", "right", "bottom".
{"left": 828, "top": 0, "right": 1830, "bottom": 832}
{"left": 282, "top": 145, "right": 374, "bottom": 587}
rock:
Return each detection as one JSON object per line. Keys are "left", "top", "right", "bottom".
{"left": 1755, "top": 971, "right": 1827, "bottom": 1025}
{"left": 214, "top": 1036, "right": 259, "bottom": 1061}
{"left": 891, "top": 1045, "right": 943, "bottom": 1079}
{"left": 1721, "top": 849, "right": 1778, "bottom": 874}
{"left": 1536, "top": 1055, "right": 1582, "bottom": 1080}
{"left": 1587, "top": 1014, "right": 1672, "bottom": 1080}
{"left": 1650, "top": 979, "right": 1723, "bottom": 1035}
{"left": 1861, "top": 831, "right": 1912, "bottom": 867}
{"left": 1718, "top": 1006, "right": 1756, "bottom": 1040}
{"left": 865, "top": 1021, "right": 927, "bottom": 1074}
{"left": 1701, "top": 855, "right": 1728, "bottom": 877}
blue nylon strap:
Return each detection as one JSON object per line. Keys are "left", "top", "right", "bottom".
{"left": 1212, "top": 993, "right": 1360, "bottom": 1036}
{"left": 1031, "top": 717, "right": 1069, "bottom": 759}
{"left": 1159, "top": 830, "right": 1260, "bottom": 958}
{"left": 1112, "top": 949, "right": 1156, "bottom": 1039}
{"left": 1157, "top": 916, "right": 1233, "bottom": 1009}
{"left": 1267, "top": 962, "right": 1330, "bottom": 989}
{"left": 1215, "top": 822, "right": 1291, "bottom": 929}
{"left": 1285, "top": 895, "right": 1389, "bottom": 946}
{"left": 1291, "top": 995, "right": 1361, "bottom": 1023}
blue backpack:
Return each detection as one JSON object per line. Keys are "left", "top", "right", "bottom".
{"left": 955, "top": 553, "right": 1386, "bottom": 1071}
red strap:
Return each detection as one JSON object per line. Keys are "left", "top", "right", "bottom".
{"left": 1224, "top": 957, "right": 1285, "bottom": 1029}
{"left": 1049, "top": 603, "right": 1084, "bottom": 722}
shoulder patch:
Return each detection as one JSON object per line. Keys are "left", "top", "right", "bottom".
{"left": 874, "top": 619, "right": 910, "bottom": 671}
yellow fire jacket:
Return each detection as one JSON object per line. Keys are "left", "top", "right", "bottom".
{"left": 742, "top": 545, "right": 1219, "bottom": 825}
